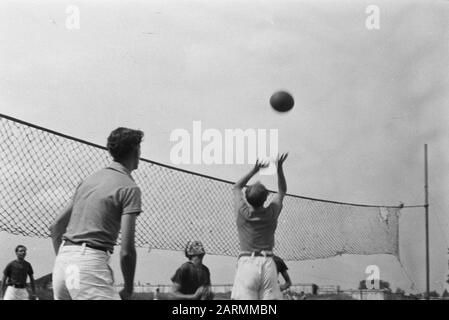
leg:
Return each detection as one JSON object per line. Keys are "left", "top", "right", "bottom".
{"left": 231, "top": 256, "right": 261, "bottom": 300}
{"left": 52, "top": 253, "right": 72, "bottom": 300}
{"left": 3, "top": 286, "right": 15, "bottom": 300}
{"left": 3, "top": 287, "right": 29, "bottom": 300}
{"left": 260, "top": 257, "right": 282, "bottom": 300}
{"left": 69, "top": 247, "right": 115, "bottom": 300}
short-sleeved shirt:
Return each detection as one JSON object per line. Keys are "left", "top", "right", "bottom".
{"left": 233, "top": 189, "right": 282, "bottom": 252}
{"left": 272, "top": 255, "right": 288, "bottom": 274}
{"left": 3, "top": 260, "right": 33, "bottom": 286}
{"left": 170, "top": 262, "right": 211, "bottom": 295}
{"left": 63, "top": 161, "right": 142, "bottom": 252}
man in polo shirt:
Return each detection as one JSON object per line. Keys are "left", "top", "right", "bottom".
{"left": 1, "top": 245, "right": 36, "bottom": 300}
{"left": 50, "top": 127, "right": 144, "bottom": 300}
{"left": 231, "top": 153, "right": 288, "bottom": 300}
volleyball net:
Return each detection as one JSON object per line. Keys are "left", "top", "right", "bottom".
{"left": 0, "top": 114, "right": 402, "bottom": 261}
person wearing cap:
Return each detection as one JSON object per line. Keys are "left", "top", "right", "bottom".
{"left": 50, "top": 127, "right": 144, "bottom": 300}
{"left": 231, "top": 153, "right": 288, "bottom": 300}
{"left": 1, "top": 245, "right": 36, "bottom": 300}
{"left": 170, "top": 241, "right": 213, "bottom": 300}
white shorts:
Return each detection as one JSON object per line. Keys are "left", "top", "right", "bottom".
{"left": 52, "top": 244, "right": 120, "bottom": 300}
{"left": 3, "top": 286, "right": 29, "bottom": 300}
{"left": 231, "top": 256, "right": 282, "bottom": 300}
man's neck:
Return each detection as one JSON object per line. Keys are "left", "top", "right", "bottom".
{"left": 190, "top": 258, "right": 203, "bottom": 267}
{"left": 116, "top": 160, "right": 134, "bottom": 173}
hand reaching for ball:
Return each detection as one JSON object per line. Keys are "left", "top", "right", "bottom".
{"left": 276, "top": 153, "right": 288, "bottom": 167}
{"left": 253, "top": 159, "right": 270, "bottom": 172}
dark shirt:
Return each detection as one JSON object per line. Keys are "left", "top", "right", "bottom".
{"left": 171, "top": 262, "right": 211, "bottom": 295}
{"left": 273, "top": 255, "right": 288, "bottom": 274}
{"left": 3, "top": 260, "right": 33, "bottom": 286}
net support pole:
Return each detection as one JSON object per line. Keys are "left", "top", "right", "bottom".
{"left": 424, "top": 144, "right": 430, "bottom": 299}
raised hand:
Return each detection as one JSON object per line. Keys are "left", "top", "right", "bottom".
{"left": 276, "top": 153, "right": 289, "bottom": 167}
{"left": 253, "top": 159, "right": 270, "bottom": 172}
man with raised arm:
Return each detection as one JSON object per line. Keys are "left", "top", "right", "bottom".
{"left": 50, "top": 127, "right": 144, "bottom": 300}
{"left": 231, "top": 153, "right": 288, "bottom": 300}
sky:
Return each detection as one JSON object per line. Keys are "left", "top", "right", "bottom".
{"left": 0, "top": 0, "right": 448, "bottom": 293}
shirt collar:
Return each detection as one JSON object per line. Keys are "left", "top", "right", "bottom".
{"left": 108, "top": 161, "right": 133, "bottom": 177}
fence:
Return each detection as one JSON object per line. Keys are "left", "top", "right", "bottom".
{"left": 0, "top": 113, "right": 402, "bottom": 261}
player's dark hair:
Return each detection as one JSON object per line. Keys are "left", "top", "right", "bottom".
{"left": 15, "top": 245, "right": 26, "bottom": 252}
{"left": 245, "top": 182, "right": 269, "bottom": 208}
{"left": 107, "top": 128, "right": 144, "bottom": 162}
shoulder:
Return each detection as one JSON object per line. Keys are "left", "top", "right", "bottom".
{"left": 202, "top": 264, "right": 210, "bottom": 273}
{"left": 117, "top": 185, "right": 142, "bottom": 199}
{"left": 120, "top": 184, "right": 141, "bottom": 193}
{"left": 100, "top": 167, "right": 138, "bottom": 186}
{"left": 269, "top": 200, "right": 282, "bottom": 209}
{"left": 233, "top": 188, "right": 246, "bottom": 206}
{"left": 24, "top": 261, "right": 33, "bottom": 273}
{"left": 172, "top": 262, "right": 192, "bottom": 280}
{"left": 179, "top": 262, "right": 194, "bottom": 272}
{"left": 268, "top": 201, "right": 282, "bottom": 216}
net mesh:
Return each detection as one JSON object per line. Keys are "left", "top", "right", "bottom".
{"left": 0, "top": 114, "right": 400, "bottom": 260}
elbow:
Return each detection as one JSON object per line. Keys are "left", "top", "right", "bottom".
{"left": 120, "top": 247, "right": 136, "bottom": 260}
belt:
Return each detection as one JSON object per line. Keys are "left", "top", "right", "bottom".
{"left": 63, "top": 239, "right": 110, "bottom": 253}
{"left": 10, "top": 284, "right": 26, "bottom": 289}
{"left": 239, "top": 251, "right": 274, "bottom": 258}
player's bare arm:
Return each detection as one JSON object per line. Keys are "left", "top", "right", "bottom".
{"left": 201, "top": 285, "right": 213, "bottom": 300}
{"left": 119, "top": 213, "right": 137, "bottom": 300}
{"left": 280, "top": 270, "right": 292, "bottom": 291}
{"left": 170, "top": 283, "right": 204, "bottom": 300}
{"left": 29, "top": 274, "right": 36, "bottom": 300}
{"left": 1, "top": 274, "right": 7, "bottom": 299}
{"left": 233, "top": 160, "right": 269, "bottom": 191}
{"left": 272, "top": 153, "right": 288, "bottom": 206}
{"left": 49, "top": 200, "right": 73, "bottom": 255}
